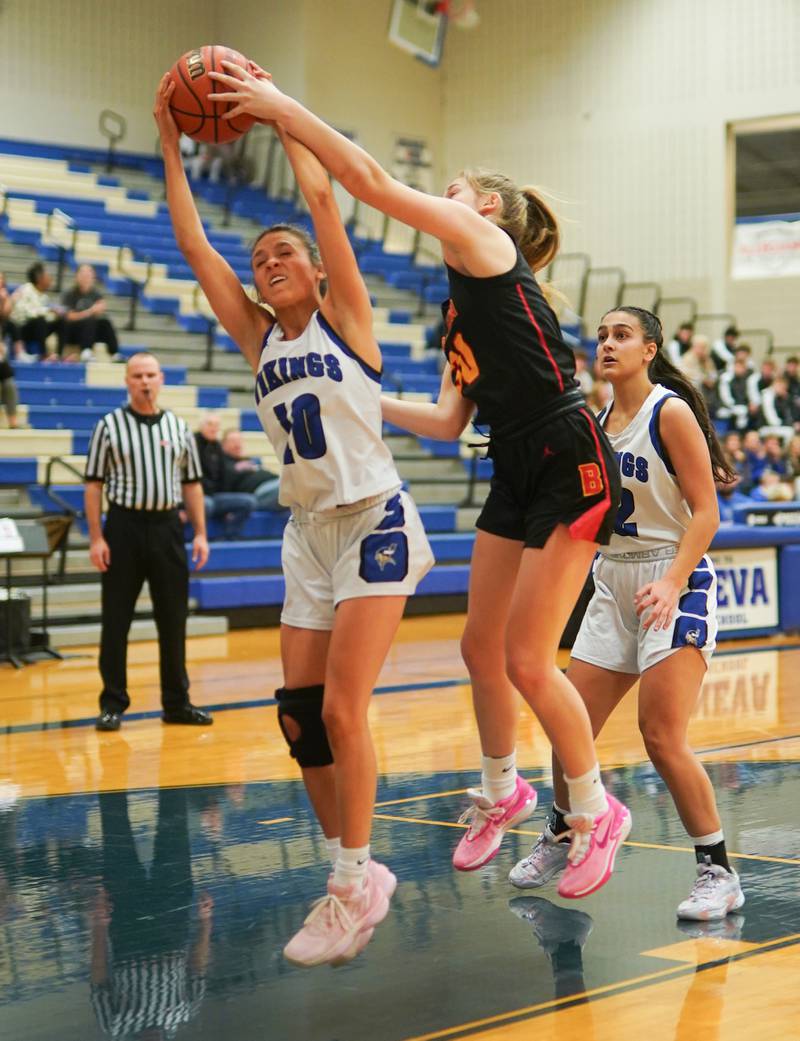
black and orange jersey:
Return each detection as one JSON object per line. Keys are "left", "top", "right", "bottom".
{"left": 442, "top": 244, "right": 581, "bottom": 436}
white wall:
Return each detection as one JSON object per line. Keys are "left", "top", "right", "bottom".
{"left": 441, "top": 0, "right": 800, "bottom": 343}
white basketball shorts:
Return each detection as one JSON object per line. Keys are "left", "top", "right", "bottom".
{"left": 280, "top": 487, "right": 435, "bottom": 631}
{"left": 571, "top": 550, "right": 718, "bottom": 675}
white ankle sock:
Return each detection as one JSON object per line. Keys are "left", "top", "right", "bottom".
{"left": 324, "top": 836, "right": 341, "bottom": 867}
{"left": 482, "top": 751, "right": 517, "bottom": 804}
{"left": 565, "top": 764, "right": 608, "bottom": 818}
{"left": 333, "top": 844, "right": 370, "bottom": 889}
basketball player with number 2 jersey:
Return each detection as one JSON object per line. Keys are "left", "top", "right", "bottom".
{"left": 511, "top": 307, "right": 745, "bottom": 923}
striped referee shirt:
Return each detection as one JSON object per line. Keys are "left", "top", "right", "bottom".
{"left": 85, "top": 407, "right": 203, "bottom": 511}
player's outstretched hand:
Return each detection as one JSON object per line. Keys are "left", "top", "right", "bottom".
{"left": 208, "top": 61, "right": 285, "bottom": 123}
{"left": 634, "top": 576, "right": 681, "bottom": 631}
{"left": 153, "top": 74, "right": 180, "bottom": 151}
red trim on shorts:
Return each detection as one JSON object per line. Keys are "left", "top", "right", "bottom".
{"left": 514, "top": 282, "right": 564, "bottom": 392}
{"left": 569, "top": 408, "right": 612, "bottom": 542}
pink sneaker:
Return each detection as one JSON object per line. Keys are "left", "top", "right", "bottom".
{"left": 452, "top": 776, "right": 537, "bottom": 871}
{"left": 283, "top": 873, "right": 389, "bottom": 968}
{"left": 556, "top": 794, "right": 631, "bottom": 899}
{"left": 330, "top": 860, "right": 397, "bottom": 967}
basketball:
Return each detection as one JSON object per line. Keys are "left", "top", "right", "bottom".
{"left": 168, "top": 45, "right": 256, "bottom": 144}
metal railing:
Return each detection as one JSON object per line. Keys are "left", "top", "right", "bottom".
{"left": 99, "top": 109, "right": 127, "bottom": 174}
{"left": 117, "top": 245, "right": 152, "bottom": 330}
{"left": 42, "top": 457, "right": 84, "bottom": 582}
{"left": 46, "top": 208, "right": 78, "bottom": 291}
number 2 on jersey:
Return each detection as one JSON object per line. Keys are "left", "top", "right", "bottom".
{"left": 273, "top": 393, "right": 327, "bottom": 463}
{"left": 614, "top": 488, "right": 639, "bottom": 537}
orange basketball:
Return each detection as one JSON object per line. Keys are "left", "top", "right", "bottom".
{"left": 168, "top": 45, "right": 256, "bottom": 144}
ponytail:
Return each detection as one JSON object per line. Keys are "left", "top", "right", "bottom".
{"left": 610, "top": 306, "right": 736, "bottom": 484}
{"left": 519, "top": 186, "right": 560, "bottom": 273}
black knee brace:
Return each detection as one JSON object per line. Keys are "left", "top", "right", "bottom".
{"left": 275, "top": 685, "right": 333, "bottom": 768}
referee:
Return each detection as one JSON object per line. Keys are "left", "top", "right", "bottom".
{"left": 85, "top": 352, "right": 212, "bottom": 731}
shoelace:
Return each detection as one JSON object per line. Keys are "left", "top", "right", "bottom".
{"left": 564, "top": 813, "right": 595, "bottom": 866}
{"left": 689, "top": 870, "right": 726, "bottom": 900}
{"left": 458, "top": 799, "right": 505, "bottom": 837}
{"left": 302, "top": 893, "right": 355, "bottom": 935}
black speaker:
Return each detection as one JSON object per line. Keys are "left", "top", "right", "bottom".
{"left": 0, "top": 592, "right": 32, "bottom": 655}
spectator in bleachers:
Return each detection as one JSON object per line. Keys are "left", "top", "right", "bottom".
{"left": 221, "top": 429, "right": 282, "bottom": 511}
{"left": 711, "top": 325, "right": 740, "bottom": 372}
{"left": 787, "top": 435, "right": 800, "bottom": 497}
{"left": 782, "top": 356, "right": 800, "bottom": 401}
{"left": 760, "top": 376, "right": 800, "bottom": 436}
{"left": 573, "top": 348, "right": 594, "bottom": 397}
{"left": 762, "top": 434, "right": 792, "bottom": 480}
{"left": 718, "top": 354, "right": 758, "bottom": 431}
{"left": 194, "top": 413, "right": 257, "bottom": 539}
{"left": 677, "top": 334, "right": 716, "bottom": 390}
{"left": 733, "top": 343, "right": 755, "bottom": 372}
{"left": 7, "top": 262, "right": 64, "bottom": 362}
{"left": 721, "top": 431, "right": 753, "bottom": 492}
{"left": 742, "top": 430, "right": 769, "bottom": 484}
{"left": 0, "top": 274, "right": 18, "bottom": 428}
{"left": 62, "top": 265, "right": 120, "bottom": 362}
{"left": 750, "top": 468, "right": 794, "bottom": 503}
{"left": 667, "top": 321, "right": 694, "bottom": 364}
{"left": 749, "top": 357, "right": 777, "bottom": 401}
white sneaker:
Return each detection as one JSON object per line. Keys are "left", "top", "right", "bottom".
{"left": 676, "top": 859, "right": 745, "bottom": 921}
{"left": 15, "top": 349, "right": 36, "bottom": 364}
{"left": 509, "top": 824, "right": 570, "bottom": 889}
{"left": 80, "top": 347, "right": 94, "bottom": 361}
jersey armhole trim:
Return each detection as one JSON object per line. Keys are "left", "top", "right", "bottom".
{"left": 317, "top": 311, "right": 382, "bottom": 384}
{"left": 649, "top": 392, "right": 679, "bottom": 476}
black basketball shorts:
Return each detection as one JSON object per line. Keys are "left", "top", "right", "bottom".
{"left": 476, "top": 406, "right": 621, "bottom": 549}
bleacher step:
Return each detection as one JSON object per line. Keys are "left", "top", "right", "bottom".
{"left": 49, "top": 614, "right": 228, "bottom": 649}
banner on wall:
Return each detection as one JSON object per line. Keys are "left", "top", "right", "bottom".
{"left": 709, "top": 546, "right": 779, "bottom": 632}
{"left": 732, "top": 218, "right": 800, "bottom": 279}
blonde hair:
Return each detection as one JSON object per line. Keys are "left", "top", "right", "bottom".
{"left": 460, "top": 168, "right": 560, "bottom": 273}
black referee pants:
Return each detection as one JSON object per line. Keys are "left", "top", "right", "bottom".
{"left": 99, "top": 505, "right": 190, "bottom": 714}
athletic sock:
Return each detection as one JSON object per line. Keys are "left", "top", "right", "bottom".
{"left": 691, "top": 830, "right": 730, "bottom": 872}
{"left": 548, "top": 803, "right": 571, "bottom": 837}
{"left": 324, "top": 836, "right": 341, "bottom": 867}
{"left": 564, "top": 764, "right": 608, "bottom": 818}
{"left": 482, "top": 751, "right": 517, "bottom": 804}
{"left": 333, "top": 844, "right": 370, "bottom": 890}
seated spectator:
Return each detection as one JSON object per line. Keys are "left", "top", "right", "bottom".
{"left": 574, "top": 348, "right": 594, "bottom": 398}
{"left": 221, "top": 430, "right": 282, "bottom": 510}
{"left": 195, "top": 413, "right": 257, "bottom": 540}
{"left": 783, "top": 356, "right": 800, "bottom": 402}
{"left": 7, "top": 262, "right": 64, "bottom": 362}
{"left": 62, "top": 265, "right": 120, "bottom": 361}
{"left": 732, "top": 343, "right": 755, "bottom": 372}
{"left": 0, "top": 340, "right": 19, "bottom": 429}
{"left": 711, "top": 325, "right": 740, "bottom": 372}
{"left": 0, "top": 272, "right": 12, "bottom": 337}
{"left": 678, "top": 334, "right": 717, "bottom": 390}
{"left": 749, "top": 468, "right": 794, "bottom": 503}
{"left": 787, "top": 435, "right": 800, "bottom": 498}
{"left": 718, "top": 355, "right": 757, "bottom": 431}
{"left": 760, "top": 377, "right": 800, "bottom": 437}
{"left": 667, "top": 321, "right": 694, "bottom": 364}
{"left": 721, "top": 431, "right": 753, "bottom": 492}
{"left": 748, "top": 357, "right": 777, "bottom": 401}
{"left": 742, "top": 430, "right": 768, "bottom": 484}
{"left": 762, "top": 433, "right": 791, "bottom": 480}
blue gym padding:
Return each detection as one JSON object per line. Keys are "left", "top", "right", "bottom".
{"left": 0, "top": 459, "right": 38, "bottom": 485}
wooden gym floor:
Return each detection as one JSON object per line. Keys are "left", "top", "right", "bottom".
{"left": 1, "top": 617, "right": 799, "bottom": 1040}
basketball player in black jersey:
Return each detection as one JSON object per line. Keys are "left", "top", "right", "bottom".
{"left": 209, "top": 63, "right": 631, "bottom": 898}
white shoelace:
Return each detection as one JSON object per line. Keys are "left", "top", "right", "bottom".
{"left": 689, "top": 869, "right": 727, "bottom": 901}
{"left": 302, "top": 893, "right": 355, "bottom": 935}
{"left": 564, "top": 813, "right": 595, "bottom": 865}
{"left": 458, "top": 791, "right": 505, "bottom": 837}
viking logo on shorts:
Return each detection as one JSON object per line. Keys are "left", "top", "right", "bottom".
{"left": 578, "top": 463, "right": 604, "bottom": 497}
{"left": 374, "top": 543, "right": 398, "bottom": 571}
{"left": 684, "top": 628, "right": 700, "bottom": 646}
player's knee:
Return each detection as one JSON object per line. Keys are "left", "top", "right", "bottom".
{"left": 506, "top": 655, "right": 553, "bottom": 702}
{"left": 461, "top": 628, "right": 499, "bottom": 681}
{"left": 276, "top": 685, "right": 333, "bottom": 768}
{"left": 639, "top": 719, "right": 678, "bottom": 766}
{"left": 321, "top": 697, "right": 367, "bottom": 744}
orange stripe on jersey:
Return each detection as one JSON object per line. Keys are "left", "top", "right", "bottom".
{"left": 514, "top": 282, "right": 564, "bottom": 393}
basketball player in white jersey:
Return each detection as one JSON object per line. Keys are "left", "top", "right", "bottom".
{"left": 511, "top": 307, "right": 744, "bottom": 921}
{"left": 154, "top": 76, "right": 434, "bottom": 966}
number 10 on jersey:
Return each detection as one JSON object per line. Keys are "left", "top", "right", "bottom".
{"left": 274, "top": 393, "right": 327, "bottom": 463}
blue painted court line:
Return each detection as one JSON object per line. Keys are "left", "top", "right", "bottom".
{"left": 3, "top": 639, "right": 798, "bottom": 737}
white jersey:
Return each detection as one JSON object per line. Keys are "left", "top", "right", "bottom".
{"left": 253, "top": 311, "right": 400, "bottom": 511}
{"left": 598, "top": 384, "right": 692, "bottom": 558}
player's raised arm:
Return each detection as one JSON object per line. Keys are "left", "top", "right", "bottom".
{"left": 154, "top": 75, "right": 270, "bottom": 370}
{"left": 208, "top": 65, "right": 512, "bottom": 275}
{"left": 277, "top": 127, "right": 379, "bottom": 371}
